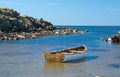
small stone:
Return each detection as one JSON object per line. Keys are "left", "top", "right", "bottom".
{"left": 100, "top": 38, "right": 104, "bottom": 41}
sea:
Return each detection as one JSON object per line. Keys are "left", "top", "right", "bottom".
{"left": 0, "top": 26, "right": 120, "bottom": 77}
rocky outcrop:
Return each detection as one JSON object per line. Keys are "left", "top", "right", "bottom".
{"left": 0, "top": 8, "right": 88, "bottom": 41}
{"left": 0, "top": 8, "right": 54, "bottom": 32}
{"left": 106, "top": 31, "right": 120, "bottom": 44}
{"left": 0, "top": 28, "right": 88, "bottom": 41}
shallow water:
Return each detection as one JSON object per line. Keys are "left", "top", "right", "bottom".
{"left": 0, "top": 26, "right": 120, "bottom": 77}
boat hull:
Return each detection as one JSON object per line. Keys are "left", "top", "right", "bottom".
{"left": 64, "top": 53, "right": 86, "bottom": 62}
{"left": 42, "top": 52, "right": 86, "bottom": 62}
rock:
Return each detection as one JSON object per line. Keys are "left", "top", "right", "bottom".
{"left": 106, "top": 37, "right": 112, "bottom": 42}
{"left": 100, "top": 38, "right": 104, "bottom": 41}
{"left": 0, "top": 8, "right": 88, "bottom": 41}
{"left": 0, "top": 31, "right": 2, "bottom": 33}
{"left": 55, "top": 30, "right": 59, "bottom": 34}
{"left": 17, "top": 35, "right": 25, "bottom": 39}
{"left": 106, "top": 32, "right": 120, "bottom": 44}
{"left": 0, "top": 8, "right": 19, "bottom": 17}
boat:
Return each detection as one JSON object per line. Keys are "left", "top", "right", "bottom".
{"left": 42, "top": 45, "right": 87, "bottom": 62}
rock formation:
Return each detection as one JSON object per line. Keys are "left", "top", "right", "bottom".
{"left": 0, "top": 8, "right": 88, "bottom": 41}
{"left": 106, "top": 31, "right": 120, "bottom": 44}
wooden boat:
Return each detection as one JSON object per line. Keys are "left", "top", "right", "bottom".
{"left": 42, "top": 45, "right": 87, "bottom": 62}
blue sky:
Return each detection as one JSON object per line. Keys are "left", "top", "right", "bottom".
{"left": 0, "top": 0, "right": 120, "bottom": 25}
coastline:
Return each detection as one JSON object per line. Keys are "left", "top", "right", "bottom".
{"left": 0, "top": 27, "right": 88, "bottom": 41}
{"left": 0, "top": 8, "right": 88, "bottom": 41}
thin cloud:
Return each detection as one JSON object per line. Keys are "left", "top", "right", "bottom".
{"left": 45, "top": 2, "right": 57, "bottom": 6}
{"left": 107, "top": 7, "right": 120, "bottom": 12}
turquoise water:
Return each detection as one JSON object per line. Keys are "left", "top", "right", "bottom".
{"left": 0, "top": 26, "right": 120, "bottom": 77}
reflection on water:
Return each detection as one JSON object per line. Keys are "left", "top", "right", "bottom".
{"left": 43, "top": 57, "right": 86, "bottom": 70}
{"left": 43, "top": 56, "right": 98, "bottom": 70}
{"left": 42, "top": 62, "right": 65, "bottom": 77}
{"left": 112, "top": 42, "right": 120, "bottom": 45}
{"left": 43, "top": 62, "right": 64, "bottom": 70}
{"left": 42, "top": 57, "right": 87, "bottom": 77}
{"left": 42, "top": 56, "right": 98, "bottom": 77}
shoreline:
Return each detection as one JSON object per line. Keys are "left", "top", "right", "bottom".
{"left": 0, "top": 27, "right": 88, "bottom": 41}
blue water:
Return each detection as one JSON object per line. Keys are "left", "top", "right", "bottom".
{"left": 0, "top": 26, "right": 120, "bottom": 77}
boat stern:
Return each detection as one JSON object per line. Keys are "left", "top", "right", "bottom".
{"left": 42, "top": 52, "right": 65, "bottom": 62}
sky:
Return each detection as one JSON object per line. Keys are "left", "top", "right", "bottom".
{"left": 0, "top": 0, "right": 120, "bottom": 25}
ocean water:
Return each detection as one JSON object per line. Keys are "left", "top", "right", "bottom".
{"left": 0, "top": 26, "right": 120, "bottom": 77}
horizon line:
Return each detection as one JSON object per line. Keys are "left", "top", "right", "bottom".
{"left": 53, "top": 25, "right": 120, "bottom": 26}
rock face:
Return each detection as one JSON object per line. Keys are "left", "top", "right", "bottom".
{"left": 0, "top": 8, "right": 88, "bottom": 41}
